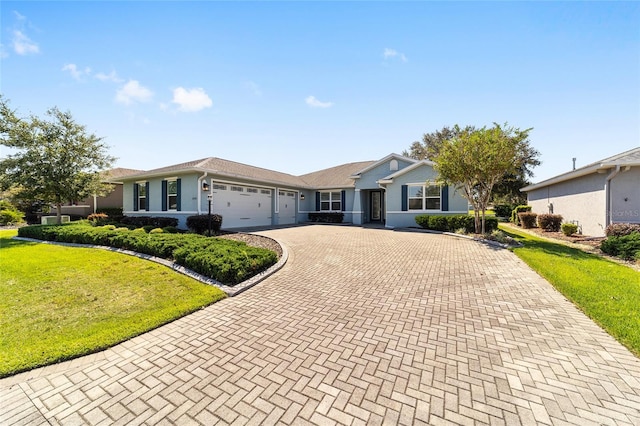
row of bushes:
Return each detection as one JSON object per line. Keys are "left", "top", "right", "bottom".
{"left": 517, "top": 212, "right": 566, "bottom": 233}
{"left": 308, "top": 212, "right": 344, "bottom": 223}
{"left": 17, "top": 223, "right": 277, "bottom": 285}
{"left": 415, "top": 215, "right": 499, "bottom": 233}
{"left": 605, "top": 223, "right": 640, "bottom": 237}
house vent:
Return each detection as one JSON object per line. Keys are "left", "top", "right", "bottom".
{"left": 390, "top": 159, "right": 399, "bottom": 171}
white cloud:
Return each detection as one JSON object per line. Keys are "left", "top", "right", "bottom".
{"left": 115, "top": 80, "right": 153, "bottom": 105}
{"left": 305, "top": 95, "right": 333, "bottom": 108}
{"left": 383, "top": 48, "right": 407, "bottom": 63}
{"left": 95, "top": 70, "right": 123, "bottom": 83}
{"left": 12, "top": 30, "right": 39, "bottom": 55}
{"left": 171, "top": 87, "right": 213, "bottom": 112}
{"left": 62, "top": 63, "right": 91, "bottom": 80}
{"left": 244, "top": 81, "right": 262, "bottom": 96}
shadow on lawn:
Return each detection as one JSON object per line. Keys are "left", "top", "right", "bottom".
{"left": 501, "top": 230, "right": 600, "bottom": 261}
{"left": 0, "top": 237, "right": 38, "bottom": 249}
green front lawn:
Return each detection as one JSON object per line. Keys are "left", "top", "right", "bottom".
{"left": 0, "top": 230, "right": 226, "bottom": 377}
{"left": 502, "top": 225, "right": 640, "bottom": 357}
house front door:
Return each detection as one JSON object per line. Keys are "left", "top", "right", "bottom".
{"left": 371, "top": 190, "right": 382, "bottom": 221}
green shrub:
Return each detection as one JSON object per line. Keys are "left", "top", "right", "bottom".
{"left": 494, "top": 204, "right": 515, "bottom": 219}
{"left": 511, "top": 205, "right": 532, "bottom": 225}
{"left": 132, "top": 227, "right": 146, "bottom": 233}
{"left": 518, "top": 212, "right": 537, "bottom": 229}
{"left": 96, "top": 207, "right": 123, "bottom": 222}
{"left": 186, "top": 214, "right": 223, "bottom": 234}
{"left": 162, "top": 226, "right": 178, "bottom": 234}
{"left": 561, "top": 223, "right": 579, "bottom": 236}
{"left": 0, "top": 208, "right": 24, "bottom": 225}
{"left": 149, "top": 228, "right": 164, "bottom": 234}
{"left": 415, "top": 215, "right": 497, "bottom": 233}
{"left": 605, "top": 223, "right": 640, "bottom": 237}
{"left": 308, "top": 212, "right": 344, "bottom": 223}
{"left": 87, "top": 213, "right": 109, "bottom": 226}
{"left": 142, "top": 225, "right": 155, "bottom": 233}
{"left": 537, "top": 214, "right": 563, "bottom": 232}
{"left": 601, "top": 233, "right": 640, "bottom": 260}
{"left": 121, "top": 216, "right": 179, "bottom": 228}
{"left": 16, "top": 223, "right": 277, "bottom": 285}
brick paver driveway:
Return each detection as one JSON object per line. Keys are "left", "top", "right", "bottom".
{"left": 2, "top": 225, "right": 640, "bottom": 425}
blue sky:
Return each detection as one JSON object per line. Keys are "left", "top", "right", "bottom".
{"left": 1, "top": 1, "right": 639, "bottom": 182}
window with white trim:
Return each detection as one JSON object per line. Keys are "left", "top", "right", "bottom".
{"left": 320, "top": 191, "right": 341, "bottom": 211}
{"left": 167, "top": 179, "right": 178, "bottom": 210}
{"left": 408, "top": 184, "right": 441, "bottom": 210}
{"left": 137, "top": 183, "right": 146, "bottom": 211}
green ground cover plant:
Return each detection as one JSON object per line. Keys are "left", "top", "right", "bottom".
{"left": 501, "top": 225, "right": 640, "bottom": 357}
{"left": 0, "top": 229, "right": 226, "bottom": 377}
{"left": 18, "top": 222, "right": 278, "bottom": 285}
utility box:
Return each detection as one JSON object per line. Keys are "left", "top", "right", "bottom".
{"left": 41, "top": 215, "right": 70, "bottom": 225}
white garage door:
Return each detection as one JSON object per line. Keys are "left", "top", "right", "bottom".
{"left": 278, "top": 191, "right": 297, "bottom": 225}
{"left": 212, "top": 184, "right": 272, "bottom": 228}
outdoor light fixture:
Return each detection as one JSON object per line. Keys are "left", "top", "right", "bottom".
{"left": 300, "top": 194, "right": 305, "bottom": 200}
{"left": 202, "top": 181, "right": 210, "bottom": 192}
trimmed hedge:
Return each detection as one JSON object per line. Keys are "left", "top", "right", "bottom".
{"left": 537, "top": 214, "right": 563, "bottom": 232}
{"left": 308, "top": 212, "right": 344, "bottom": 223}
{"left": 415, "top": 215, "right": 498, "bottom": 234}
{"left": 494, "top": 204, "right": 515, "bottom": 219}
{"left": 186, "top": 214, "right": 223, "bottom": 234}
{"left": 17, "top": 223, "right": 277, "bottom": 285}
{"left": 96, "top": 207, "right": 124, "bottom": 222}
{"left": 605, "top": 223, "right": 640, "bottom": 237}
{"left": 120, "top": 216, "right": 178, "bottom": 228}
{"left": 518, "top": 212, "right": 538, "bottom": 229}
{"left": 561, "top": 223, "right": 579, "bottom": 236}
{"left": 511, "top": 205, "right": 532, "bottom": 225}
{"left": 600, "top": 233, "right": 640, "bottom": 261}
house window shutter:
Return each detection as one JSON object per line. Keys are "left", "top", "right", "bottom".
{"left": 133, "top": 183, "right": 139, "bottom": 211}
{"left": 145, "top": 182, "right": 150, "bottom": 211}
{"left": 401, "top": 185, "right": 408, "bottom": 211}
{"left": 341, "top": 190, "right": 346, "bottom": 212}
{"left": 441, "top": 186, "right": 449, "bottom": 211}
{"left": 315, "top": 192, "right": 321, "bottom": 211}
{"left": 161, "top": 181, "right": 168, "bottom": 211}
{"left": 176, "top": 178, "right": 182, "bottom": 211}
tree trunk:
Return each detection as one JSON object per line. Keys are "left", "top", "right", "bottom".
{"left": 474, "top": 208, "right": 481, "bottom": 234}
{"left": 56, "top": 202, "right": 62, "bottom": 224}
{"left": 481, "top": 209, "right": 486, "bottom": 234}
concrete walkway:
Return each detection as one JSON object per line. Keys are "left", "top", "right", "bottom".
{"left": 2, "top": 225, "right": 639, "bottom": 425}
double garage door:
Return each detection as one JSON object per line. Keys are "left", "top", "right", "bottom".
{"left": 212, "top": 184, "right": 273, "bottom": 228}
{"left": 211, "top": 184, "right": 297, "bottom": 228}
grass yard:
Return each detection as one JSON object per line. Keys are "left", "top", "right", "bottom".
{"left": 501, "top": 225, "right": 640, "bottom": 357}
{"left": 0, "top": 229, "right": 226, "bottom": 378}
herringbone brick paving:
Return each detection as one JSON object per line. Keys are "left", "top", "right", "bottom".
{"left": 2, "top": 225, "right": 639, "bottom": 425}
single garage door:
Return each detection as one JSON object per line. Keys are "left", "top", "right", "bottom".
{"left": 212, "top": 184, "right": 272, "bottom": 228}
{"left": 278, "top": 190, "right": 297, "bottom": 225}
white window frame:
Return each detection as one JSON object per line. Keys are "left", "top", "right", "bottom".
{"left": 408, "top": 184, "right": 441, "bottom": 211}
{"left": 320, "top": 190, "right": 342, "bottom": 212}
{"left": 167, "top": 179, "right": 178, "bottom": 211}
{"left": 137, "top": 182, "right": 147, "bottom": 211}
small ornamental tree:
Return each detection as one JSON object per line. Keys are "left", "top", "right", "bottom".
{"left": 432, "top": 123, "right": 538, "bottom": 234}
{"left": 0, "top": 97, "right": 115, "bottom": 224}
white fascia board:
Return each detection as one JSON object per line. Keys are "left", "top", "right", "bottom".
{"left": 349, "top": 153, "right": 418, "bottom": 178}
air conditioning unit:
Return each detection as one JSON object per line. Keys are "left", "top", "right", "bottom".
{"left": 41, "top": 215, "right": 71, "bottom": 225}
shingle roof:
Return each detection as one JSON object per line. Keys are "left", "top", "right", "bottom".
{"left": 102, "top": 168, "right": 145, "bottom": 181}
{"left": 299, "top": 161, "right": 377, "bottom": 188}
{"left": 521, "top": 146, "right": 640, "bottom": 192}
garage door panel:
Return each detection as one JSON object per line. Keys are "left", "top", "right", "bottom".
{"left": 212, "top": 185, "right": 272, "bottom": 228}
{"left": 278, "top": 191, "right": 296, "bottom": 225}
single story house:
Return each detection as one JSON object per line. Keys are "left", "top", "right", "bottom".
{"left": 52, "top": 168, "right": 143, "bottom": 217}
{"left": 521, "top": 147, "right": 640, "bottom": 237}
{"left": 116, "top": 153, "right": 469, "bottom": 230}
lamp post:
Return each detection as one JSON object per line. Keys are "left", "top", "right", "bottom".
{"left": 207, "top": 193, "right": 213, "bottom": 236}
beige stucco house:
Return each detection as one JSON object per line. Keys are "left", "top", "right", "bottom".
{"left": 521, "top": 147, "right": 640, "bottom": 237}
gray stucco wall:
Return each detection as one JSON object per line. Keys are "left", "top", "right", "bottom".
{"left": 610, "top": 167, "right": 640, "bottom": 226}
{"left": 527, "top": 173, "right": 607, "bottom": 236}
{"left": 355, "top": 158, "right": 414, "bottom": 190}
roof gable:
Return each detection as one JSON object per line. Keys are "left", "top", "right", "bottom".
{"left": 349, "top": 153, "right": 417, "bottom": 178}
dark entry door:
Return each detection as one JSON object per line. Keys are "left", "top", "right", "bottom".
{"left": 371, "top": 191, "right": 382, "bottom": 221}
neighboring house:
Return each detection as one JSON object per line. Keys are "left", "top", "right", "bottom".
{"left": 52, "top": 168, "right": 143, "bottom": 217}
{"left": 118, "top": 153, "right": 469, "bottom": 230}
{"left": 521, "top": 147, "right": 640, "bottom": 237}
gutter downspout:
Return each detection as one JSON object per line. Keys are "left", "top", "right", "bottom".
{"left": 197, "top": 172, "right": 208, "bottom": 215}
{"left": 605, "top": 165, "right": 620, "bottom": 229}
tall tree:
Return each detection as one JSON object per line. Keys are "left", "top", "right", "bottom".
{"left": 0, "top": 98, "right": 116, "bottom": 224}
{"left": 432, "top": 123, "right": 537, "bottom": 233}
{"left": 405, "top": 125, "right": 540, "bottom": 205}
